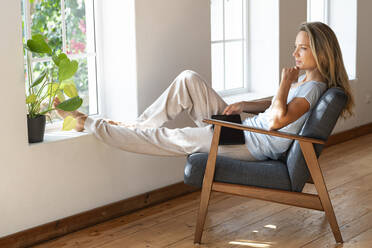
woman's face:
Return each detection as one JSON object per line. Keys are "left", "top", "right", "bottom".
{"left": 293, "top": 31, "right": 317, "bottom": 70}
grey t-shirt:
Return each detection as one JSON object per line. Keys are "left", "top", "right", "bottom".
{"left": 243, "top": 76, "right": 327, "bottom": 160}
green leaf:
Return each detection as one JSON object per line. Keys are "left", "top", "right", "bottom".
{"left": 39, "top": 108, "right": 53, "bottom": 115}
{"left": 56, "top": 96, "right": 83, "bottom": 111}
{"left": 31, "top": 70, "right": 47, "bottom": 87}
{"left": 47, "top": 83, "right": 59, "bottom": 96}
{"left": 62, "top": 116, "right": 77, "bottom": 131}
{"left": 26, "top": 94, "right": 37, "bottom": 104}
{"left": 56, "top": 90, "right": 65, "bottom": 102}
{"left": 61, "top": 81, "right": 78, "bottom": 97}
{"left": 26, "top": 34, "right": 52, "bottom": 54}
{"left": 60, "top": 79, "right": 74, "bottom": 89}
{"left": 59, "top": 58, "right": 78, "bottom": 81}
{"left": 52, "top": 53, "right": 68, "bottom": 66}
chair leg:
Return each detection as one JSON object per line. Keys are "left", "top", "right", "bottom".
{"left": 194, "top": 126, "right": 221, "bottom": 244}
{"left": 300, "top": 141, "right": 343, "bottom": 243}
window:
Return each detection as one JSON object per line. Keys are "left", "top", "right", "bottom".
{"left": 21, "top": 0, "right": 98, "bottom": 124}
{"left": 307, "top": 0, "right": 357, "bottom": 79}
{"left": 210, "top": 0, "right": 279, "bottom": 97}
{"left": 307, "top": 0, "right": 328, "bottom": 23}
{"left": 210, "top": 0, "right": 247, "bottom": 95}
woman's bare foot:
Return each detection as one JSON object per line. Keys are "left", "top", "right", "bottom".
{"left": 53, "top": 97, "right": 69, "bottom": 119}
{"left": 53, "top": 97, "right": 87, "bottom": 132}
{"left": 53, "top": 97, "right": 85, "bottom": 118}
{"left": 53, "top": 97, "right": 126, "bottom": 130}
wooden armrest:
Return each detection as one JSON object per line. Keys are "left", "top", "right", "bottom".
{"left": 203, "top": 118, "right": 325, "bottom": 145}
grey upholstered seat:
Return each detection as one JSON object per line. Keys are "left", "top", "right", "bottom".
{"left": 184, "top": 87, "right": 348, "bottom": 192}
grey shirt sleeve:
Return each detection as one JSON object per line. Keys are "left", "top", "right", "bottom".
{"left": 295, "top": 82, "right": 325, "bottom": 109}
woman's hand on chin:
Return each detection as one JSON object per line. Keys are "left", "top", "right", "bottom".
{"left": 281, "top": 66, "right": 300, "bottom": 84}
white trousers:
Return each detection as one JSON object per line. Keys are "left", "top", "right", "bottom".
{"left": 85, "top": 70, "right": 257, "bottom": 161}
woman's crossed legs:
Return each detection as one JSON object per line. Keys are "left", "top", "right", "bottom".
{"left": 63, "top": 70, "right": 257, "bottom": 160}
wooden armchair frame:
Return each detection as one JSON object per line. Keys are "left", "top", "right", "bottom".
{"left": 194, "top": 118, "right": 343, "bottom": 244}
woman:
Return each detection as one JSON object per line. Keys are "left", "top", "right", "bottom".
{"left": 54, "top": 22, "right": 354, "bottom": 161}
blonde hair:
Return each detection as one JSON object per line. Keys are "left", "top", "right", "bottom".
{"left": 299, "top": 22, "right": 354, "bottom": 118}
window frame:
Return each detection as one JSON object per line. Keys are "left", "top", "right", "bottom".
{"left": 307, "top": 0, "right": 357, "bottom": 81}
{"left": 210, "top": 0, "right": 249, "bottom": 96}
{"left": 307, "top": 0, "right": 329, "bottom": 24}
{"left": 22, "top": 0, "right": 99, "bottom": 130}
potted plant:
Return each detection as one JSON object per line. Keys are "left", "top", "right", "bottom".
{"left": 25, "top": 34, "right": 83, "bottom": 143}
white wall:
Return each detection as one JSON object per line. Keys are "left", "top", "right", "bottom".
{"left": 1, "top": 0, "right": 372, "bottom": 238}
{"left": 279, "top": 0, "right": 307, "bottom": 72}
{"left": 0, "top": 0, "right": 210, "bottom": 237}
{"left": 135, "top": 0, "right": 211, "bottom": 113}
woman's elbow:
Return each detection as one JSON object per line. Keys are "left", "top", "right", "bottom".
{"left": 268, "top": 117, "right": 280, "bottom": 130}
{"left": 268, "top": 112, "right": 285, "bottom": 130}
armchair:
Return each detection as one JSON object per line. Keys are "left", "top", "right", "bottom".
{"left": 184, "top": 87, "right": 348, "bottom": 244}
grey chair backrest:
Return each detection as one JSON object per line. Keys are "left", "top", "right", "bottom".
{"left": 285, "top": 87, "right": 348, "bottom": 192}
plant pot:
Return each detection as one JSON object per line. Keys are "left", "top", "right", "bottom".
{"left": 27, "top": 114, "right": 46, "bottom": 143}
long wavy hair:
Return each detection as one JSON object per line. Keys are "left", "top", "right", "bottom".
{"left": 299, "top": 22, "right": 354, "bottom": 118}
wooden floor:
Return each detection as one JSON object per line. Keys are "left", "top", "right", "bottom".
{"left": 33, "top": 134, "right": 372, "bottom": 248}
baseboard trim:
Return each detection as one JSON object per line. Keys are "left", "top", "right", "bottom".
{"left": 0, "top": 182, "right": 199, "bottom": 248}
{"left": 325, "top": 122, "right": 372, "bottom": 147}
{"left": 2, "top": 123, "right": 372, "bottom": 248}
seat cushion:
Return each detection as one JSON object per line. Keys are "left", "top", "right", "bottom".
{"left": 184, "top": 153, "right": 292, "bottom": 191}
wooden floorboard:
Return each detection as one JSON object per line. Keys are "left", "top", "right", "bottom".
{"left": 32, "top": 133, "right": 372, "bottom": 248}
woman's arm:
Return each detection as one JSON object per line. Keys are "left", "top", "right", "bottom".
{"left": 243, "top": 98, "right": 272, "bottom": 114}
{"left": 222, "top": 98, "right": 272, "bottom": 115}
{"left": 269, "top": 67, "right": 309, "bottom": 130}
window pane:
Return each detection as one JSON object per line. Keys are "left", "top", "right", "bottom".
{"left": 31, "top": 61, "right": 61, "bottom": 122}
{"left": 309, "top": 0, "right": 357, "bottom": 79}
{"left": 329, "top": 0, "right": 357, "bottom": 79}
{"left": 87, "top": 55, "right": 98, "bottom": 115}
{"left": 21, "top": 0, "right": 28, "bottom": 70}
{"left": 30, "top": 0, "right": 63, "bottom": 56}
{"left": 211, "top": 0, "right": 223, "bottom": 41}
{"left": 72, "top": 57, "right": 93, "bottom": 115}
{"left": 211, "top": 43, "right": 224, "bottom": 91}
{"left": 21, "top": 0, "right": 26, "bottom": 43}
{"left": 31, "top": 58, "right": 92, "bottom": 122}
{"left": 224, "top": 0, "right": 243, "bottom": 40}
{"left": 84, "top": 0, "right": 97, "bottom": 54}
{"left": 32, "top": 61, "right": 59, "bottom": 84}
{"left": 225, "top": 41, "right": 243, "bottom": 90}
{"left": 308, "top": 0, "right": 325, "bottom": 22}
{"left": 22, "top": 0, "right": 98, "bottom": 125}
{"left": 65, "top": 0, "right": 88, "bottom": 54}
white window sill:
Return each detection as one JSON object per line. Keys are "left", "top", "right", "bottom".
{"left": 222, "top": 91, "right": 274, "bottom": 105}
{"left": 29, "top": 114, "right": 103, "bottom": 145}
{"left": 43, "top": 130, "right": 90, "bottom": 143}
{"left": 349, "top": 77, "right": 358, "bottom": 83}
{"left": 28, "top": 130, "right": 90, "bottom": 146}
